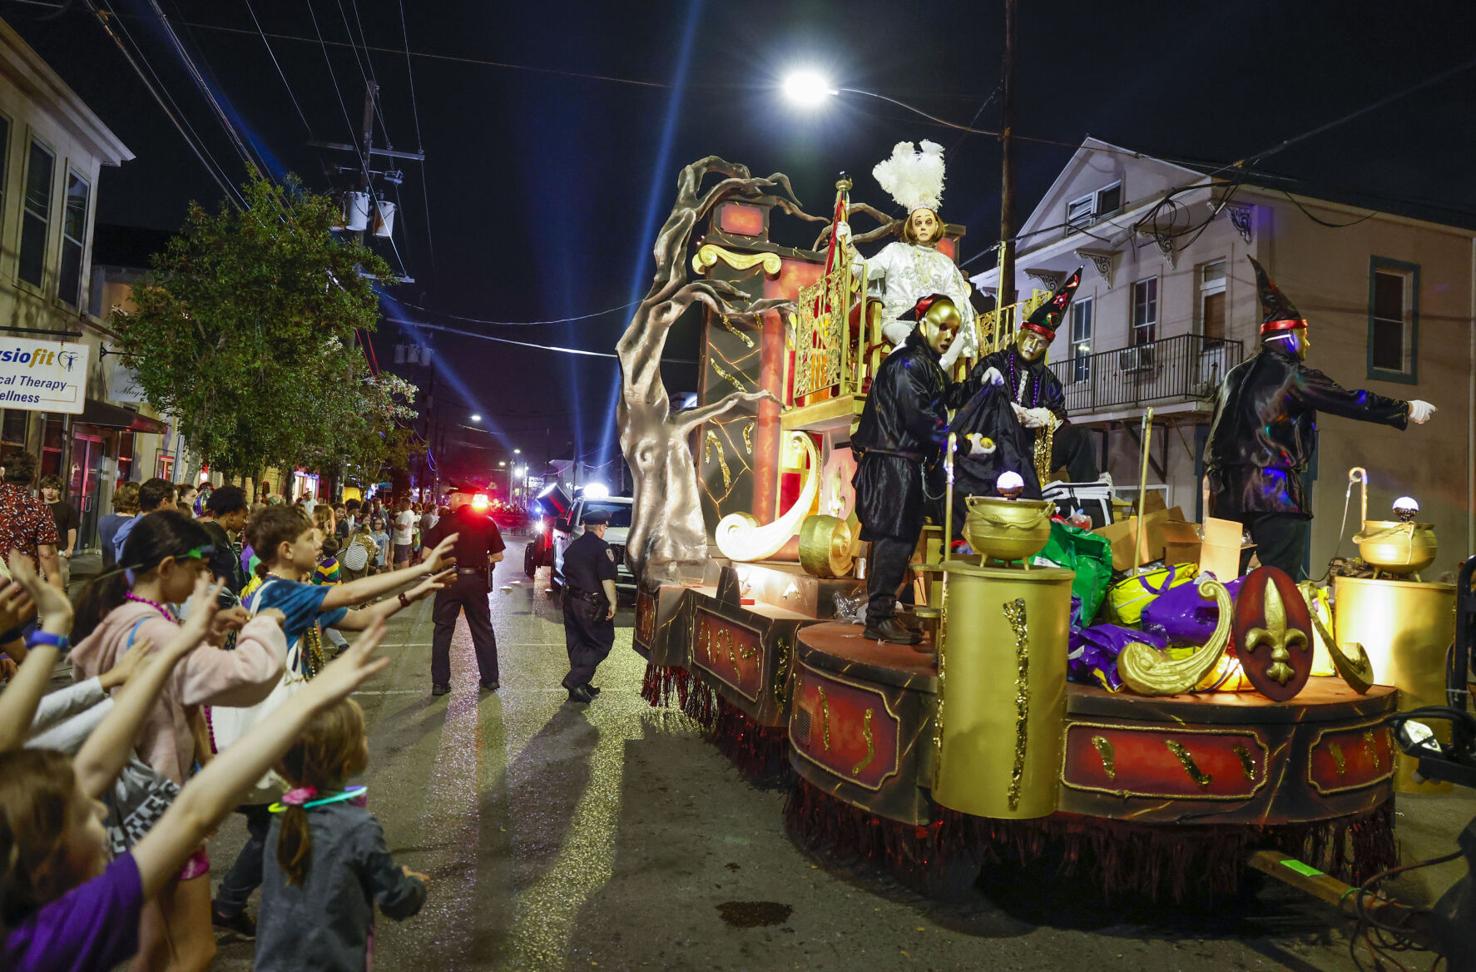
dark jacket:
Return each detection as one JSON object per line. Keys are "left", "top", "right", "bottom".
{"left": 1205, "top": 344, "right": 1408, "bottom": 519}
{"left": 946, "top": 348, "right": 1069, "bottom": 502}
{"left": 852, "top": 331, "right": 952, "bottom": 541}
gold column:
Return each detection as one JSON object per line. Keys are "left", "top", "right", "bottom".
{"left": 933, "top": 561, "right": 1073, "bottom": 819}
{"left": 1333, "top": 575, "right": 1458, "bottom": 794}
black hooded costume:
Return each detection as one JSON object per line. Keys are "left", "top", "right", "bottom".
{"left": 946, "top": 269, "right": 1097, "bottom": 531}
{"left": 1205, "top": 257, "right": 1411, "bottom": 578}
{"left": 852, "top": 308, "right": 952, "bottom": 629}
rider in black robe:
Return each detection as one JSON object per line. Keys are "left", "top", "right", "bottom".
{"left": 851, "top": 294, "right": 959, "bottom": 646}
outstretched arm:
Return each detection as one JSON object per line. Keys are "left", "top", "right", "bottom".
{"left": 322, "top": 534, "right": 458, "bottom": 610}
{"left": 130, "top": 619, "right": 390, "bottom": 898}
{"left": 0, "top": 557, "right": 71, "bottom": 752}
{"left": 1293, "top": 366, "right": 1410, "bottom": 428}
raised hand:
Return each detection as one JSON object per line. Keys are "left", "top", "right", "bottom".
{"left": 171, "top": 576, "right": 226, "bottom": 658}
{"left": 407, "top": 568, "right": 456, "bottom": 604}
{"left": 422, "top": 534, "right": 460, "bottom": 573}
{"left": 0, "top": 578, "right": 36, "bottom": 635}
{"left": 304, "top": 618, "right": 390, "bottom": 705}
{"left": 7, "top": 551, "right": 72, "bottom": 633}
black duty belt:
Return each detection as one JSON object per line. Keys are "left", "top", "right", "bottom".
{"left": 567, "top": 588, "right": 607, "bottom": 606}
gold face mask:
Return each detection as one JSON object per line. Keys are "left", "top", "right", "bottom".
{"left": 1015, "top": 329, "right": 1049, "bottom": 364}
{"left": 918, "top": 299, "right": 961, "bottom": 356}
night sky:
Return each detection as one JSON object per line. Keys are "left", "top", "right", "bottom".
{"left": 8, "top": 0, "right": 1474, "bottom": 484}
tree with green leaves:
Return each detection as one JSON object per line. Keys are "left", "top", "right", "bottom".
{"left": 115, "top": 175, "right": 412, "bottom": 482}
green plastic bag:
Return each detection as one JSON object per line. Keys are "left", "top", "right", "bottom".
{"left": 1035, "top": 521, "right": 1113, "bottom": 625}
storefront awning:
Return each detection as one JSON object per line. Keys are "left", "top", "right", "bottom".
{"left": 75, "top": 399, "right": 167, "bottom": 434}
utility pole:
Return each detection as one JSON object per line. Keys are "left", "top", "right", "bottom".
{"left": 997, "top": 0, "right": 1018, "bottom": 310}
{"left": 356, "top": 81, "right": 378, "bottom": 244}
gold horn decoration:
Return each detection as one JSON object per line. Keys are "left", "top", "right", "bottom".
{"left": 1299, "top": 581, "right": 1374, "bottom": 694}
{"left": 1117, "top": 578, "right": 1233, "bottom": 695}
{"left": 715, "top": 431, "right": 819, "bottom": 562}
{"left": 690, "top": 244, "right": 783, "bottom": 278}
{"left": 798, "top": 514, "right": 855, "bottom": 578}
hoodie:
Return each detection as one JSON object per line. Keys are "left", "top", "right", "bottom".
{"left": 70, "top": 601, "right": 288, "bottom": 784}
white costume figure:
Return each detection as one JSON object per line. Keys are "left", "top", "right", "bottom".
{"left": 841, "top": 141, "right": 978, "bottom": 370}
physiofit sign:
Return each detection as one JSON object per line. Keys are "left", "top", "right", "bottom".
{"left": 0, "top": 338, "right": 90, "bottom": 414}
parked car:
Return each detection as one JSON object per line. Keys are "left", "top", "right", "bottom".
{"left": 551, "top": 493, "right": 635, "bottom": 596}
{"left": 524, "top": 483, "right": 572, "bottom": 578}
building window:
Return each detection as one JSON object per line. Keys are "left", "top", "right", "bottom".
{"left": 19, "top": 138, "right": 55, "bottom": 288}
{"left": 1199, "top": 260, "right": 1227, "bottom": 343}
{"left": 1, "top": 411, "right": 28, "bottom": 452}
{"left": 1368, "top": 257, "right": 1418, "bottom": 383}
{"left": 1131, "top": 276, "right": 1158, "bottom": 345}
{"left": 1066, "top": 182, "right": 1122, "bottom": 234}
{"left": 1069, "top": 297, "right": 1093, "bottom": 383}
{"left": 58, "top": 171, "right": 90, "bottom": 308}
{"left": 0, "top": 115, "right": 10, "bottom": 234}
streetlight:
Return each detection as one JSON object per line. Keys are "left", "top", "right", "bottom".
{"left": 780, "top": 70, "right": 837, "bottom": 108}
{"left": 513, "top": 448, "right": 521, "bottom": 455}
{"left": 470, "top": 413, "right": 482, "bottom": 423}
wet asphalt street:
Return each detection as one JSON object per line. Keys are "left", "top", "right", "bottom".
{"left": 206, "top": 537, "right": 1475, "bottom": 971}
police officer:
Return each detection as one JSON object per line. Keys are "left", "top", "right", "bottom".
{"left": 560, "top": 510, "right": 617, "bottom": 704}
{"left": 422, "top": 486, "right": 505, "bottom": 696}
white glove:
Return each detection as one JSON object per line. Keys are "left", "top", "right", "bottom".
{"left": 979, "top": 365, "right": 1005, "bottom": 387}
{"left": 965, "top": 433, "right": 996, "bottom": 457}
{"left": 1408, "top": 399, "right": 1436, "bottom": 424}
{"left": 1011, "top": 403, "right": 1054, "bottom": 430}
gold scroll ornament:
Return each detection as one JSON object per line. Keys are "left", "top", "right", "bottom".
{"left": 1116, "top": 579, "right": 1233, "bottom": 696}
{"left": 690, "top": 244, "right": 783, "bottom": 278}
{"left": 714, "top": 431, "right": 819, "bottom": 563}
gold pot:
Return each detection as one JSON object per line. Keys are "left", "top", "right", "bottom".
{"left": 963, "top": 496, "right": 1054, "bottom": 563}
{"left": 1352, "top": 520, "right": 1437, "bottom": 575}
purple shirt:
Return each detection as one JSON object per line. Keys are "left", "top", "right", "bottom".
{"left": 4, "top": 852, "right": 143, "bottom": 971}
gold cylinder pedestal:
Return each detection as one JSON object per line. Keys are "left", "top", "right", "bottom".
{"left": 933, "top": 561, "right": 1073, "bottom": 819}
{"left": 1333, "top": 575, "right": 1457, "bottom": 794}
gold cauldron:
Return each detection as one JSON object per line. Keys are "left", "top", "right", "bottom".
{"left": 1347, "top": 467, "right": 1437, "bottom": 576}
{"left": 963, "top": 496, "right": 1054, "bottom": 563}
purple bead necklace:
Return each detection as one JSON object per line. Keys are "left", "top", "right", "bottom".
{"left": 124, "top": 591, "right": 178, "bottom": 624}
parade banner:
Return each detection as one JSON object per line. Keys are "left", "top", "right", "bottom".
{"left": 0, "top": 337, "right": 89, "bottom": 414}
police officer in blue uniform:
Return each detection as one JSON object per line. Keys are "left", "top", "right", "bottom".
{"left": 422, "top": 486, "right": 505, "bottom": 696}
{"left": 560, "top": 510, "right": 617, "bottom": 703}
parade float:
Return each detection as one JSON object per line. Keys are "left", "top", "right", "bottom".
{"left": 615, "top": 154, "right": 1467, "bottom": 901}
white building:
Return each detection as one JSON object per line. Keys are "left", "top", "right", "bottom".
{"left": 0, "top": 16, "right": 173, "bottom": 550}
{"left": 974, "top": 137, "right": 1475, "bottom": 577}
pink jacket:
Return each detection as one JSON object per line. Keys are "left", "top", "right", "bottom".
{"left": 70, "top": 601, "right": 287, "bottom": 784}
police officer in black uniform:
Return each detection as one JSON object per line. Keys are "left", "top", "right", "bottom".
{"left": 422, "top": 487, "right": 505, "bottom": 696}
{"left": 560, "top": 510, "right": 617, "bottom": 704}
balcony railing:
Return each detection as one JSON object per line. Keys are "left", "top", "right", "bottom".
{"left": 1049, "top": 333, "right": 1243, "bottom": 415}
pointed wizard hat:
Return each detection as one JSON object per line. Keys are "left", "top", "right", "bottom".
{"left": 1020, "top": 267, "right": 1084, "bottom": 339}
{"left": 1248, "top": 256, "right": 1307, "bottom": 334}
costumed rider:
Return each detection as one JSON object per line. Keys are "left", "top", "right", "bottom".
{"left": 851, "top": 293, "right": 960, "bottom": 647}
{"left": 837, "top": 141, "right": 978, "bottom": 371}
{"left": 1204, "top": 256, "right": 1436, "bottom": 580}
{"left": 947, "top": 267, "right": 1099, "bottom": 527}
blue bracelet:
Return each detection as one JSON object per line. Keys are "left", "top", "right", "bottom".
{"left": 26, "top": 630, "right": 70, "bottom": 653}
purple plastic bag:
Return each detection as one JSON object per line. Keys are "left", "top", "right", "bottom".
{"left": 1068, "top": 624, "right": 1167, "bottom": 692}
{"left": 1140, "top": 575, "right": 1245, "bottom": 645}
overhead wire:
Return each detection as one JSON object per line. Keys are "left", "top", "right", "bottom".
{"left": 243, "top": 0, "right": 313, "bottom": 137}
{"left": 336, "top": 0, "right": 390, "bottom": 144}
{"left": 84, "top": 0, "right": 247, "bottom": 210}
{"left": 394, "top": 297, "right": 641, "bottom": 327}
{"left": 396, "top": 0, "right": 435, "bottom": 272}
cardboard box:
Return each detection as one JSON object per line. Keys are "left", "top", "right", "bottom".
{"left": 1094, "top": 507, "right": 1181, "bottom": 571}
{"left": 1160, "top": 515, "right": 1244, "bottom": 581}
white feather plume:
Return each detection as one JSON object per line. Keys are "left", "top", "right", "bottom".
{"left": 872, "top": 140, "right": 946, "bottom": 214}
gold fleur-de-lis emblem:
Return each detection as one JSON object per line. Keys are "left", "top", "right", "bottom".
{"left": 1244, "top": 580, "right": 1309, "bottom": 684}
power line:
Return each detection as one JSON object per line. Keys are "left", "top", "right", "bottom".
{"left": 394, "top": 297, "right": 641, "bottom": 327}
{"left": 384, "top": 313, "right": 696, "bottom": 364}
{"left": 84, "top": 0, "right": 247, "bottom": 209}
{"left": 244, "top": 0, "right": 313, "bottom": 137}
{"left": 337, "top": 0, "right": 390, "bottom": 144}
{"left": 396, "top": 0, "right": 435, "bottom": 272}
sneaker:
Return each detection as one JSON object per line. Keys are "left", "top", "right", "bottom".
{"left": 431, "top": 683, "right": 451, "bottom": 697}
{"left": 211, "top": 903, "right": 256, "bottom": 940}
